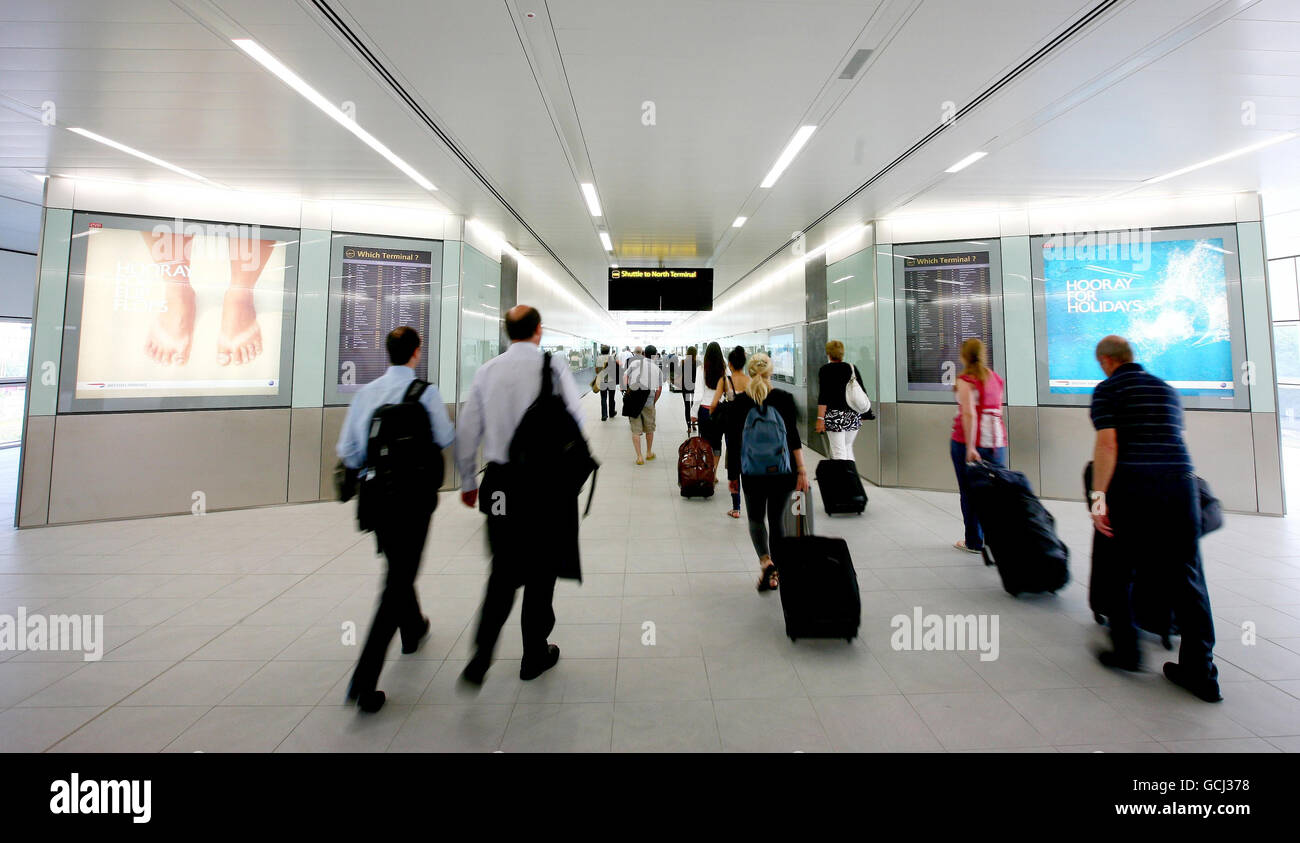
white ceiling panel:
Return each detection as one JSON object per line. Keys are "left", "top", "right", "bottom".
{"left": 0, "top": 0, "right": 1297, "bottom": 334}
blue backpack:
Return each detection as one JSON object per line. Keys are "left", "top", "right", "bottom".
{"left": 741, "top": 403, "right": 791, "bottom": 476}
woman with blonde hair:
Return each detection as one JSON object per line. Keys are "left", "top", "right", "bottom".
{"left": 950, "top": 337, "right": 1007, "bottom": 554}
{"left": 724, "top": 352, "right": 808, "bottom": 591}
{"left": 816, "top": 339, "right": 870, "bottom": 460}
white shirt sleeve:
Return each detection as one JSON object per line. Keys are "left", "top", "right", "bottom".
{"left": 554, "top": 353, "right": 585, "bottom": 431}
{"left": 455, "top": 375, "right": 486, "bottom": 492}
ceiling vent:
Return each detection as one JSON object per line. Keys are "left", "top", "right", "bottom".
{"left": 838, "top": 49, "right": 873, "bottom": 79}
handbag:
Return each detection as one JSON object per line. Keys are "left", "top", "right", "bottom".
{"left": 621, "top": 389, "right": 650, "bottom": 418}
{"left": 333, "top": 459, "right": 359, "bottom": 502}
{"left": 705, "top": 373, "right": 735, "bottom": 437}
{"left": 845, "top": 365, "right": 872, "bottom": 415}
{"left": 1197, "top": 476, "right": 1223, "bottom": 536}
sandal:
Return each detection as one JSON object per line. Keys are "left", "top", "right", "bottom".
{"left": 756, "top": 562, "right": 779, "bottom": 592}
{"left": 727, "top": 509, "right": 741, "bottom": 519}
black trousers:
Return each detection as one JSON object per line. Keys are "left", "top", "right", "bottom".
{"left": 350, "top": 508, "right": 433, "bottom": 695}
{"left": 1107, "top": 470, "right": 1217, "bottom": 683}
{"left": 600, "top": 388, "right": 617, "bottom": 419}
{"left": 741, "top": 473, "right": 797, "bottom": 560}
{"left": 472, "top": 467, "right": 559, "bottom": 664}
{"left": 682, "top": 391, "right": 693, "bottom": 426}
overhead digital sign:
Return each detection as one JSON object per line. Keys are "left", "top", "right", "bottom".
{"left": 608, "top": 267, "right": 713, "bottom": 311}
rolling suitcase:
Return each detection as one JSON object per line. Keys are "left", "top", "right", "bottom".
{"left": 1082, "top": 463, "right": 1176, "bottom": 648}
{"left": 814, "top": 459, "right": 867, "bottom": 515}
{"left": 966, "top": 461, "right": 1069, "bottom": 596}
{"left": 773, "top": 502, "right": 860, "bottom": 642}
{"left": 678, "top": 423, "right": 715, "bottom": 498}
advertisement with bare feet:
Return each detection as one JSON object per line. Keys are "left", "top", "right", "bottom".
{"left": 60, "top": 213, "right": 299, "bottom": 411}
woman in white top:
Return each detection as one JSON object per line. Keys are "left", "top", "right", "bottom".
{"left": 689, "top": 343, "right": 727, "bottom": 482}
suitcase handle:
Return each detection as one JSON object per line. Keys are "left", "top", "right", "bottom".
{"left": 790, "top": 491, "right": 813, "bottom": 537}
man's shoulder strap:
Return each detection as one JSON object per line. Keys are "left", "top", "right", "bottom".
{"left": 403, "top": 379, "right": 429, "bottom": 403}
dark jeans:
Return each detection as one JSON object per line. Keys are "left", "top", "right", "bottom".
{"left": 350, "top": 509, "right": 433, "bottom": 695}
{"left": 472, "top": 479, "right": 558, "bottom": 665}
{"left": 950, "top": 439, "right": 1006, "bottom": 550}
{"left": 600, "top": 388, "right": 616, "bottom": 419}
{"left": 1107, "top": 470, "right": 1217, "bottom": 683}
{"left": 741, "top": 473, "right": 797, "bottom": 560}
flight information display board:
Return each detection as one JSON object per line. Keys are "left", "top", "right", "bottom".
{"left": 325, "top": 235, "right": 443, "bottom": 405}
{"left": 1031, "top": 224, "right": 1249, "bottom": 410}
{"left": 893, "top": 242, "right": 1003, "bottom": 402}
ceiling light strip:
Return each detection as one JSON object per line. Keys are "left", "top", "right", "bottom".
{"left": 717, "top": 0, "right": 1123, "bottom": 300}
{"left": 66, "top": 127, "right": 214, "bottom": 184}
{"left": 306, "top": 0, "right": 604, "bottom": 313}
{"left": 232, "top": 39, "right": 434, "bottom": 191}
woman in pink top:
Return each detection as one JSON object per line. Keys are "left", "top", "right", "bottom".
{"left": 950, "top": 338, "right": 1007, "bottom": 554}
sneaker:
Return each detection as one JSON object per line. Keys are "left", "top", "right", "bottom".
{"left": 1163, "top": 662, "right": 1222, "bottom": 702}
{"left": 520, "top": 644, "right": 560, "bottom": 680}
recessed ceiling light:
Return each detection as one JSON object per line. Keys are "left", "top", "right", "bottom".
{"left": 599, "top": 231, "right": 613, "bottom": 251}
{"left": 1144, "top": 132, "right": 1298, "bottom": 185}
{"left": 760, "top": 125, "right": 816, "bottom": 188}
{"left": 945, "top": 151, "right": 987, "bottom": 173}
{"left": 732, "top": 216, "right": 747, "bottom": 227}
{"left": 232, "top": 38, "right": 436, "bottom": 191}
{"left": 66, "top": 127, "right": 214, "bottom": 184}
{"left": 580, "top": 183, "right": 602, "bottom": 216}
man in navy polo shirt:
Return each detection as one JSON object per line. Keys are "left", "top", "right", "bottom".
{"left": 1087, "top": 335, "right": 1220, "bottom": 702}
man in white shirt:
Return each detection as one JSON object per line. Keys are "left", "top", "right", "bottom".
{"left": 596, "top": 344, "right": 619, "bottom": 421}
{"left": 456, "top": 305, "right": 585, "bottom": 685}
{"left": 622, "top": 344, "right": 663, "bottom": 465}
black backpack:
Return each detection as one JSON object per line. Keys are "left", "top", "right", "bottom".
{"left": 507, "top": 353, "right": 598, "bottom": 515}
{"left": 358, "top": 380, "right": 442, "bottom": 530}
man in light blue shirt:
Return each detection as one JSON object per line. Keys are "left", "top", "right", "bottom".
{"left": 336, "top": 326, "right": 453, "bottom": 714}
{"left": 337, "top": 345, "right": 454, "bottom": 471}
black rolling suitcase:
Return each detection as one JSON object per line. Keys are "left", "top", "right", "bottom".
{"left": 966, "top": 462, "right": 1069, "bottom": 596}
{"left": 772, "top": 500, "right": 860, "bottom": 642}
{"left": 1083, "top": 463, "right": 1176, "bottom": 648}
{"left": 814, "top": 459, "right": 867, "bottom": 515}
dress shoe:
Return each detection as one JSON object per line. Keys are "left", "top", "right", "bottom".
{"left": 401, "top": 616, "right": 431, "bottom": 655}
{"left": 460, "top": 655, "right": 490, "bottom": 687}
{"left": 1164, "top": 662, "right": 1223, "bottom": 702}
{"left": 346, "top": 682, "right": 387, "bottom": 713}
{"left": 519, "top": 644, "right": 560, "bottom": 680}
{"left": 1097, "top": 649, "right": 1141, "bottom": 672}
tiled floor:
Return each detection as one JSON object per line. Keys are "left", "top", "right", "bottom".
{"left": 1, "top": 391, "right": 1298, "bottom": 752}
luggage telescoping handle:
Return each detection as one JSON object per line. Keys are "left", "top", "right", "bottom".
{"left": 790, "top": 490, "right": 813, "bottom": 537}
